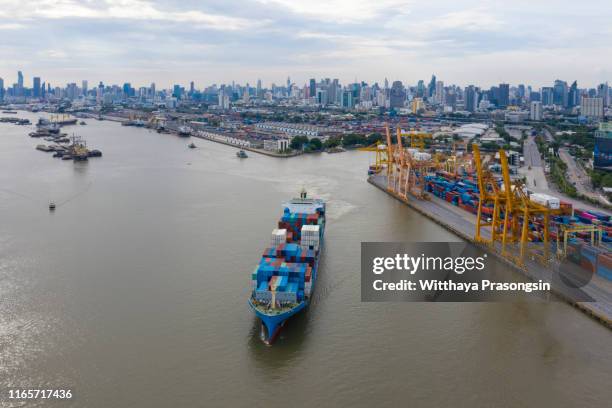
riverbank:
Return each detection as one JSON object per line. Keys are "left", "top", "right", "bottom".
{"left": 191, "top": 131, "right": 301, "bottom": 158}
{"left": 368, "top": 174, "right": 612, "bottom": 329}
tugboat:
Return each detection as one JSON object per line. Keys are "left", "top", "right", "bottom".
{"left": 188, "top": 142, "right": 197, "bottom": 149}
{"left": 236, "top": 150, "right": 248, "bottom": 158}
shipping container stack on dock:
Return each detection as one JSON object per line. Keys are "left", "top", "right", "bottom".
{"left": 424, "top": 171, "right": 612, "bottom": 282}
{"left": 249, "top": 196, "right": 326, "bottom": 343}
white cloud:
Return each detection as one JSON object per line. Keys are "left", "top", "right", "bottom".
{"left": 256, "top": 0, "right": 411, "bottom": 23}
{"left": 4, "top": 0, "right": 267, "bottom": 31}
{"left": 0, "top": 23, "right": 26, "bottom": 29}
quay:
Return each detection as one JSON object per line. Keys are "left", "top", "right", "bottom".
{"left": 368, "top": 174, "right": 612, "bottom": 329}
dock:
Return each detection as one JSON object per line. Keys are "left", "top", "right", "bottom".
{"left": 368, "top": 174, "right": 612, "bottom": 329}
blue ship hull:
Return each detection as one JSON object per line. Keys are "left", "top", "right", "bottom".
{"left": 249, "top": 299, "right": 309, "bottom": 344}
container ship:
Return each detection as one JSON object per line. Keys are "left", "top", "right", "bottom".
{"left": 249, "top": 190, "right": 325, "bottom": 344}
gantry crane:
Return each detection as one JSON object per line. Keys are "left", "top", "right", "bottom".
{"left": 497, "top": 147, "right": 560, "bottom": 266}
{"left": 398, "top": 128, "right": 433, "bottom": 150}
{"left": 473, "top": 144, "right": 506, "bottom": 246}
{"left": 556, "top": 224, "right": 603, "bottom": 259}
{"left": 358, "top": 141, "right": 389, "bottom": 175}
{"left": 383, "top": 125, "right": 431, "bottom": 200}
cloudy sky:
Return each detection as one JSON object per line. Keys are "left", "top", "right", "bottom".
{"left": 0, "top": 0, "right": 610, "bottom": 89}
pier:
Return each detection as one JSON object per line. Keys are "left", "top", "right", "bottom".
{"left": 368, "top": 174, "right": 612, "bottom": 329}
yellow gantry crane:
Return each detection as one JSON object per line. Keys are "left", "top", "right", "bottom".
{"left": 383, "top": 125, "right": 431, "bottom": 200}
{"left": 556, "top": 224, "right": 603, "bottom": 259}
{"left": 358, "top": 141, "right": 389, "bottom": 175}
{"left": 397, "top": 128, "right": 433, "bottom": 150}
{"left": 473, "top": 144, "right": 505, "bottom": 246}
{"left": 473, "top": 144, "right": 560, "bottom": 266}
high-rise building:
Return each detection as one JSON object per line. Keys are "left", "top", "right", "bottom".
{"left": 257, "top": 79, "right": 262, "bottom": 99}
{"left": 597, "top": 82, "right": 609, "bottom": 107}
{"left": 465, "top": 85, "right": 478, "bottom": 112}
{"left": 553, "top": 80, "right": 568, "bottom": 107}
{"left": 389, "top": 81, "right": 406, "bottom": 109}
{"left": 580, "top": 96, "right": 604, "bottom": 119}
{"left": 530, "top": 101, "right": 542, "bottom": 121}
{"left": 594, "top": 123, "right": 612, "bottom": 169}
{"left": 309, "top": 78, "right": 316, "bottom": 98}
{"left": 66, "top": 83, "right": 78, "bottom": 100}
{"left": 316, "top": 88, "right": 328, "bottom": 105}
{"left": 33, "top": 77, "right": 41, "bottom": 98}
{"left": 428, "top": 75, "right": 436, "bottom": 98}
{"left": 341, "top": 90, "right": 354, "bottom": 109}
{"left": 517, "top": 84, "right": 525, "bottom": 100}
{"left": 568, "top": 80, "right": 578, "bottom": 107}
{"left": 17, "top": 70, "right": 23, "bottom": 93}
{"left": 435, "top": 81, "right": 444, "bottom": 105}
{"left": 82, "top": 80, "right": 88, "bottom": 96}
{"left": 498, "top": 83, "right": 510, "bottom": 108}
{"left": 0, "top": 77, "right": 4, "bottom": 100}
{"left": 416, "top": 80, "right": 425, "bottom": 97}
{"left": 172, "top": 84, "right": 181, "bottom": 99}
{"left": 541, "top": 87, "right": 554, "bottom": 106}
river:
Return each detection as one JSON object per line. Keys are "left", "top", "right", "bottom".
{"left": 0, "top": 111, "right": 611, "bottom": 407}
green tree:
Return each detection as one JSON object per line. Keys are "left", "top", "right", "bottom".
{"left": 367, "top": 132, "right": 383, "bottom": 145}
{"left": 290, "top": 136, "right": 309, "bottom": 150}
{"left": 323, "top": 137, "right": 341, "bottom": 149}
{"left": 308, "top": 138, "right": 323, "bottom": 151}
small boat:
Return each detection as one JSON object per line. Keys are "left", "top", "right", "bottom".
{"left": 236, "top": 150, "right": 248, "bottom": 158}
{"left": 88, "top": 150, "right": 102, "bottom": 157}
{"left": 80, "top": 121, "right": 87, "bottom": 125}
{"left": 61, "top": 155, "right": 73, "bottom": 160}
{"left": 49, "top": 202, "right": 56, "bottom": 210}
{"left": 188, "top": 143, "right": 196, "bottom": 149}
{"left": 2, "top": 110, "right": 17, "bottom": 114}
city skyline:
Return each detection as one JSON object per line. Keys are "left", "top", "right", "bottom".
{"left": 0, "top": 0, "right": 610, "bottom": 87}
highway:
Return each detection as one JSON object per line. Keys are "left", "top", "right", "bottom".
{"left": 520, "top": 135, "right": 548, "bottom": 190}
{"left": 558, "top": 147, "right": 611, "bottom": 206}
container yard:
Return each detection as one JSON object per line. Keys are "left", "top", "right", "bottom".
{"left": 249, "top": 191, "right": 325, "bottom": 344}
{"left": 367, "top": 125, "right": 612, "bottom": 327}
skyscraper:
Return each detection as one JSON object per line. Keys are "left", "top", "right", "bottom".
{"left": 568, "top": 80, "right": 578, "bottom": 107}
{"left": 33, "top": 77, "right": 41, "bottom": 98}
{"left": 428, "top": 75, "right": 436, "bottom": 98}
{"left": 389, "top": 81, "right": 406, "bottom": 109}
{"left": 435, "top": 81, "right": 445, "bottom": 105}
{"left": 465, "top": 85, "right": 477, "bottom": 112}
{"left": 257, "top": 79, "right": 262, "bottom": 99}
{"left": 0, "top": 77, "right": 4, "bottom": 100}
{"left": 541, "top": 87, "right": 553, "bottom": 106}
{"left": 553, "top": 80, "right": 568, "bottom": 107}
{"left": 597, "top": 82, "right": 609, "bottom": 107}
{"left": 17, "top": 70, "right": 24, "bottom": 96}
{"left": 309, "top": 78, "right": 316, "bottom": 98}
{"left": 498, "top": 83, "right": 510, "bottom": 108}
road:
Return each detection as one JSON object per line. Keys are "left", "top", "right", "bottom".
{"left": 519, "top": 135, "right": 548, "bottom": 190}
{"left": 558, "top": 147, "right": 611, "bottom": 206}
{"left": 519, "top": 136, "right": 612, "bottom": 215}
